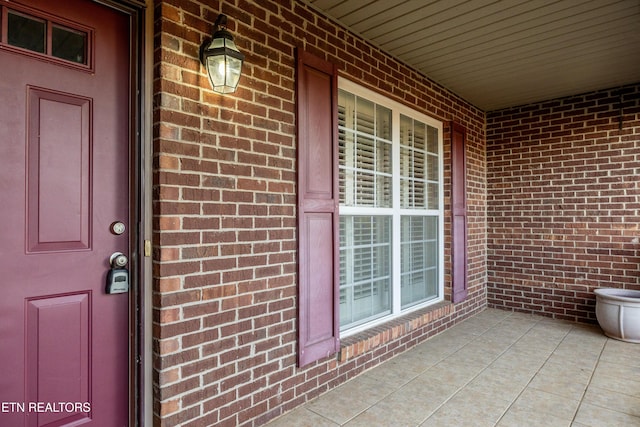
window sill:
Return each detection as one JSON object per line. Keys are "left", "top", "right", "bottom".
{"left": 338, "top": 302, "right": 452, "bottom": 362}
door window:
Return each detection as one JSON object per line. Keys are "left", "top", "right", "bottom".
{"left": 7, "top": 11, "right": 45, "bottom": 53}
{"left": 1, "top": 6, "right": 91, "bottom": 68}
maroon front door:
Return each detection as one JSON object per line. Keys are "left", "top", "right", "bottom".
{"left": 0, "top": 0, "right": 131, "bottom": 425}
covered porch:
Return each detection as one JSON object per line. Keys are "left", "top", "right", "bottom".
{"left": 150, "top": 1, "right": 640, "bottom": 425}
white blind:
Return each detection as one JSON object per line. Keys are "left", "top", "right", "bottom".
{"left": 339, "top": 216, "right": 392, "bottom": 327}
{"left": 400, "top": 114, "right": 440, "bottom": 210}
{"left": 400, "top": 216, "right": 439, "bottom": 309}
{"left": 338, "top": 90, "right": 392, "bottom": 208}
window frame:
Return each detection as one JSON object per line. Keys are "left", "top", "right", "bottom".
{"left": 338, "top": 77, "right": 445, "bottom": 336}
{"left": 0, "top": 4, "right": 95, "bottom": 72}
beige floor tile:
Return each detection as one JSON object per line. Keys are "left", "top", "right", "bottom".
{"left": 387, "top": 376, "right": 459, "bottom": 409}
{"left": 431, "top": 327, "right": 479, "bottom": 344}
{"left": 528, "top": 360, "right": 592, "bottom": 399}
{"left": 523, "top": 336, "right": 566, "bottom": 351}
{"left": 537, "top": 317, "right": 575, "bottom": 328}
{"left": 599, "top": 340, "right": 640, "bottom": 368}
{"left": 462, "top": 339, "right": 511, "bottom": 357}
{"left": 494, "top": 319, "right": 538, "bottom": 335}
{"left": 510, "top": 388, "right": 580, "bottom": 421}
{"left": 449, "top": 318, "right": 497, "bottom": 336}
{"left": 420, "top": 387, "right": 511, "bottom": 427}
{"left": 306, "top": 392, "right": 371, "bottom": 425}
{"left": 475, "top": 331, "right": 522, "bottom": 349}
{"left": 526, "top": 321, "right": 572, "bottom": 342}
{"left": 512, "top": 335, "right": 561, "bottom": 355}
{"left": 498, "top": 406, "right": 572, "bottom": 427}
{"left": 602, "top": 336, "right": 640, "bottom": 352}
{"left": 480, "top": 324, "right": 529, "bottom": 342}
{"left": 305, "top": 376, "right": 390, "bottom": 425}
{"left": 421, "top": 359, "right": 486, "bottom": 388}
{"left": 594, "top": 360, "right": 640, "bottom": 381}
{"left": 476, "top": 336, "right": 522, "bottom": 355}
{"left": 471, "top": 308, "right": 512, "bottom": 324}
{"left": 465, "top": 367, "right": 529, "bottom": 402}
{"left": 582, "top": 385, "right": 640, "bottom": 417}
{"left": 589, "top": 370, "right": 640, "bottom": 398}
{"left": 421, "top": 409, "right": 496, "bottom": 427}
{"left": 506, "top": 311, "right": 543, "bottom": 321}
{"left": 392, "top": 349, "right": 441, "bottom": 374}
{"left": 267, "top": 407, "right": 338, "bottom": 427}
{"left": 555, "top": 335, "right": 606, "bottom": 359}
{"left": 347, "top": 382, "right": 452, "bottom": 427}
{"left": 361, "top": 358, "right": 421, "bottom": 389}
{"left": 567, "top": 323, "right": 605, "bottom": 338}
{"left": 445, "top": 345, "right": 503, "bottom": 367}
{"left": 546, "top": 349, "right": 600, "bottom": 370}
{"left": 344, "top": 403, "right": 424, "bottom": 427}
{"left": 266, "top": 309, "right": 640, "bottom": 427}
{"left": 413, "top": 332, "right": 470, "bottom": 358}
{"left": 574, "top": 402, "right": 640, "bottom": 427}
{"left": 490, "top": 348, "right": 547, "bottom": 376}
{"left": 334, "top": 373, "right": 395, "bottom": 403}
{"left": 410, "top": 340, "right": 459, "bottom": 361}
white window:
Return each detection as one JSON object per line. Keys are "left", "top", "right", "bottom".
{"left": 338, "top": 78, "right": 444, "bottom": 334}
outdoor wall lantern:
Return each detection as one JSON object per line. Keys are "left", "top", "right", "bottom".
{"left": 200, "top": 14, "right": 244, "bottom": 94}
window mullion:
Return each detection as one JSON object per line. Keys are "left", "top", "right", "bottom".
{"left": 437, "top": 126, "right": 445, "bottom": 300}
{"left": 346, "top": 217, "right": 354, "bottom": 323}
{"left": 391, "top": 110, "right": 402, "bottom": 315}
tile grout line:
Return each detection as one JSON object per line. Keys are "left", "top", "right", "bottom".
{"left": 418, "top": 311, "right": 543, "bottom": 426}
{"left": 492, "top": 319, "right": 576, "bottom": 426}
{"left": 268, "top": 312, "right": 638, "bottom": 427}
{"left": 336, "top": 311, "right": 516, "bottom": 425}
{"left": 328, "top": 312, "right": 517, "bottom": 426}
{"left": 569, "top": 335, "right": 608, "bottom": 426}
{"left": 304, "top": 311, "right": 587, "bottom": 426}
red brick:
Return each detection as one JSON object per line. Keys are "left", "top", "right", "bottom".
{"left": 153, "top": 0, "right": 499, "bottom": 425}
{"left": 487, "top": 85, "right": 640, "bottom": 323}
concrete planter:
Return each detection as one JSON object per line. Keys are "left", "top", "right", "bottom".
{"left": 594, "top": 288, "right": 640, "bottom": 343}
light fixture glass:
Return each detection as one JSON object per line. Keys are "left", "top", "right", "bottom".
{"left": 200, "top": 14, "right": 244, "bottom": 94}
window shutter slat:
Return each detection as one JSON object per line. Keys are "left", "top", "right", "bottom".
{"left": 451, "top": 123, "right": 468, "bottom": 303}
{"left": 296, "top": 49, "right": 340, "bottom": 367}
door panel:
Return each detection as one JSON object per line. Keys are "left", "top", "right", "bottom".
{"left": 0, "top": 0, "right": 131, "bottom": 425}
{"left": 26, "top": 293, "right": 91, "bottom": 426}
{"left": 27, "top": 88, "right": 92, "bottom": 252}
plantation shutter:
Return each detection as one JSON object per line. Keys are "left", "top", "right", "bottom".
{"left": 296, "top": 49, "right": 340, "bottom": 367}
{"left": 451, "top": 123, "right": 468, "bottom": 303}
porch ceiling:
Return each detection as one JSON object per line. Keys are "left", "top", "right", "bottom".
{"left": 302, "top": 0, "right": 640, "bottom": 111}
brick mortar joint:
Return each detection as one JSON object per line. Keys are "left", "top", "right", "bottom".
{"left": 337, "top": 302, "right": 453, "bottom": 362}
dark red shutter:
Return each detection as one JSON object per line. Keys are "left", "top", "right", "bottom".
{"left": 451, "top": 123, "right": 468, "bottom": 303}
{"left": 296, "top": 49, "right": 340, "bottom": 367}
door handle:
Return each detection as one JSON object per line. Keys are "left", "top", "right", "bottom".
{"left": 106, "top": 252, "right": 129, "bottom": 294}
{"left": 110, "top": 252, "right": 128, "bottom": 268}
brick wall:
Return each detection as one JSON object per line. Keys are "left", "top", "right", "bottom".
{"left": 153, "top": 0, "right": 486, "bottom": 425}
{"left": 487, "top": 84, "right": 640, "bottom": 323}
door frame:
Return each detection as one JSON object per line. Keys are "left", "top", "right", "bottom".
{"left": 96, "top": 0, "right": 149, "bottom": 425}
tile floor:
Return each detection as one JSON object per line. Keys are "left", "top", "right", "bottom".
{"left": 267, "top": 309, "right": 640, "bottom": 426}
